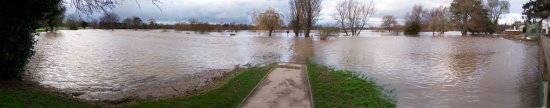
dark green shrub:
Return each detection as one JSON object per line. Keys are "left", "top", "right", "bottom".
{"left": 404, "top": 22, "right": 421, "bottom": 35}
{"left": 0, "top": 0, "right": 63, "bottom": 80}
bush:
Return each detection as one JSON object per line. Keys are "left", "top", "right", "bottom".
{"left": 319, "top": 27, "right": 339, "bottom": 40}
{"left": 404, "top": 22, "right": 421, "bottom": 35}
{"left": 1, "top": 0, "right": 63, "bottom": 80}
{"left": 65, "top": 14, "right": 79, "bottom": 30}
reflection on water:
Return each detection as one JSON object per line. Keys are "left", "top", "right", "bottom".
{"left": 26, "top": 30, "right": 539, "bottom": 107}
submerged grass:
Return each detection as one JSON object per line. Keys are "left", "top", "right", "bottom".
{"left": 0, "top": 64, "right": 273, "bottom": 108}
{"left": 123, "top": 64, "right": 274, "bottom": 107}
{"left": 306, "top": 61, "right": 395, "bottom": 108}
{"left": 0, "top": 89, "right": 96, "bottom": 108}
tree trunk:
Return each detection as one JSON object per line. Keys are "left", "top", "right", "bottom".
{"left": 304, "top": 29, "right": 310, "bottom": 37}
{"left": 304, "top": 25, "right": 311, "bottom": 37}
{"left": 340, "top": 22, "right": 348, "bottom": 36}
{"left": 269, "top": 29, "right": 273, "bottom": 36}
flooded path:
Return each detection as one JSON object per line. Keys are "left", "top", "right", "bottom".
{"left": 241, "top": 63, "right": 311, "bottom": 108}
{"left": 26, "top": 30, "right": 539, "bottom": 107}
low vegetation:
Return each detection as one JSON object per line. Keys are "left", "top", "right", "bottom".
{"left": 0, "top": 64, "right": 274, "bottom": 107}
{"left": 123, "top": 64, "right": 274, "bottom": 107}
{"left": 306, "top": 61, "right": 395, "bottom": 107}
{"left": 0, "top": 81, "right": 96, "bottom": 108}
{"left": 318, "top": 26, "right": 340, "bottom": 40}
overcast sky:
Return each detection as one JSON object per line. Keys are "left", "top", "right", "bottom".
{"left": 65, "top": 0, "right": 525, "bottom": 26}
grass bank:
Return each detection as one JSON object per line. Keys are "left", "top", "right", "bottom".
{"left": 306, "top": 61, "right": 395, "bottom": 108}
{"left": 0, "top": 64, "right": 274, "bottom": 107}
{"left": 123, "top": 64, "right": 274, "bottom": 107}
{"left": 34, "top": 26, "right": 71, "bottom": 32}
{"left": 0, "top": 81, "right": 96, "bottom": 108}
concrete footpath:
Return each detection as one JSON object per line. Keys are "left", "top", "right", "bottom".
{"left": 240, "top": 63, "right": 313, "bottom": 108}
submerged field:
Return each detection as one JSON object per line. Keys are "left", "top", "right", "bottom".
{"left": 24, "top": 29, "right": 540, "bottom": 107}
{"left": 307, "top": 61, "right": 395, "bottom": 107}
{"left": 1, "top": 64, "right": 274, "bottom": 107}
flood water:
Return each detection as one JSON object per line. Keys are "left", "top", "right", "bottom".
{"left": 26, "top": 30, "right": 539, "bottom": 107}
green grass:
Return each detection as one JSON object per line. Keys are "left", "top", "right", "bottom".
{"left": 123, "top": 64, "right": 274, "bottom": 107}
{"left": 306, "top": 61, "right": 395, "bottom": 108}
{"left": 35, "top": 26, "right": 70, "bottom": 32}
{"left": 0, "top": 90, "right": 97, "bottom": 108}
{"left": 0, "top": 64, "right": 273, "bottom": 108}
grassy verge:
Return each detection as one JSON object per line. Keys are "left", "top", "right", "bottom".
{"left": 0, "top": 85, "right": 96, "bottom": 108}
{"left": 0, "top": 64, "right": 273, "bottom": 108}
{"left": 123, "top": 64, "right": 274, "bottom": 107}
{"left": 306, "top": 61, "right": 395, "bottom": 108}
{"left": 35, "top": 26, "right": 70, "bottom": 32}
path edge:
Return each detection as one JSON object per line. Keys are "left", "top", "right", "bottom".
{"left": 305, "top": 63, "right": 315, "bottom": 108}
{"left": 237, "top": 63, "right": 277, "bottom": 108}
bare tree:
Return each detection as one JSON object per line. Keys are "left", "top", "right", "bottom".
{"left": 99, "top": 12, "right": 119, "bottom": 31}
{"left": 304, "top": 0, "right": 322, "bottom": 37}
{"left": 131, "top": 16, "right": 143, "bottom": 30}
{"left": 289, "top": 0, "right": 303, "bottom": 36}
{"left": 147, "top": 18, "right": 157, "bottom": 29}
{"left": 450, "top": 0, "right": 486, "bottom": 36}
{"left": 335, "top": 0, "right": 375, "bottom": 36}
{"left": 65, "top": 14, "right": 80, "bottom": 30}
{"left": 90, "top": 18, "right": 99, "bottom": 29}
{"left": 122, "top": 17, "right": 132, "bottom": 29}
{"left": 486, "top": 0, "right": 510, "bottom": 24}
{"left": 427, "top": 6, "right": 451, "bottom": 35}
{"left": 333, "top": 0, "right": 349, "bottom": 36}
{"left": 253, "top": 8, "right": 283, "bottom": 36}
{"left": 381, "top": 15, "right": 399, "bottom": 33}
{"left": 289, "top": 0, "right": 322, "bottom": 37}
{"left": 404, "top": 4, "right": 426, "bottom": 35}
{"left": 43, "top": 3, "right": 66, "bottom": 32}
{"left": 69, "top": 0, "right": 161, "bottom": 15}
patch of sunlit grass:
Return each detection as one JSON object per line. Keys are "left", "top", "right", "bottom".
{"left": 306, "top": 61, "right": 395, "bottom": 108}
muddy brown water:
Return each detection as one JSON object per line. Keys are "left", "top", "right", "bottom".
{"left": 26, "top": 30, "right": 539, "bottom": 107}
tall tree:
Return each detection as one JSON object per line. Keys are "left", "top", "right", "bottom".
{"left": 469, "top": 5, "right": 492, "bottom": 35}
{"left": 132, "top": 16, "right": 143, "bottom": 30}
{"left": 148, "top": 18, "right": 157, "bottom": 29}
{"left": 303, "top": 0, "right": 322, "bottom": 37}
{"left": 404, "top": 4, "right": 426, "bottom": 35}
{"left": 80, "top": 20, "right": 89, "bottom": 29}
{"left": 450, "top": 0, "right": 485, "bottom": 36}
{"left": 253, "top": 8, "right": 283, "bottom": 36}
{"left": 43, "top": 4, "right": 66, "bottom": 32}
{"left": 122, "top": 17, "right": 133, "bottom": 29}
{"left": 334, "top": 0, "right": 375, "bottom": 36}
{"left": 427, "top": 6, "right": 451, "bottom": 35}
{"left": 523, "top": 0, "right": 550, "bottom": 24}
{"left": 334, "top": 0, "right": 349, "bottom": 36}
{"left": 486, "top": 0, "right": 510, "bottom": 24}
{"left": 381, "top": 15, "right": 399, "bottom": 33}
{"left": 1, "top": 0, "right": 63, "bottom": 79}
{"left": 289, "top": 0, "right": 303, "bottom": 37}
{"left": 65, "top": 14, "right": 80, "bottom": 30}
{"left": 289, "top": 0, "right": 322, "bottom": 37}
{"left": 99, "top": 12, "right": 120, "bottom": 31}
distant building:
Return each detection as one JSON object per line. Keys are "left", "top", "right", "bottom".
{"left": 504, "top": 21, "right": 523, "bottom": 36}
{"left": 543, "top": 19, "right": 549, "bottom": 35}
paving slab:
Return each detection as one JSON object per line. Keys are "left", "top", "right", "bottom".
{"left": 240, "top": 63, "right": 312, "bottom": 108}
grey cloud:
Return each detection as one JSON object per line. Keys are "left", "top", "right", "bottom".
{"left": 65, "top": 0, "right": 524, "bottom": 26}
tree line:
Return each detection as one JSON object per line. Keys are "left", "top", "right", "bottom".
{"left": 380, "top": 0, "right": 511, "bottom": 36}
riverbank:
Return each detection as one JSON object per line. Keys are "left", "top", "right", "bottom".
{"left": 0, "top": 64, "right": 275, "bottom": 107}
{"left": 123, "top": 64, "right": 274, "bottom": 107}
{"left": 0, "top": 81, "right": 96, "bottom": 107}
{"left": 306, "top": 61, "right": 395, "bottom": 107}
